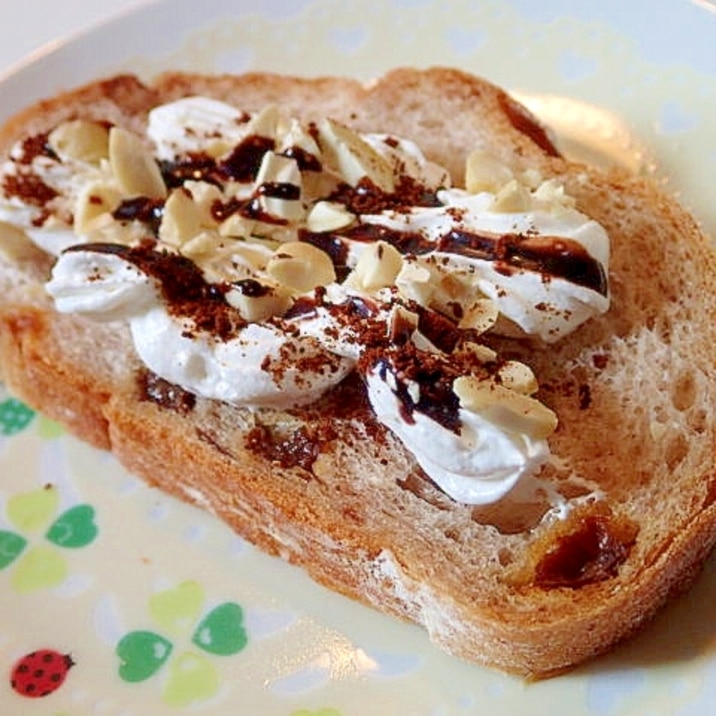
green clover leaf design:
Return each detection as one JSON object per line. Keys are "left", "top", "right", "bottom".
{"left": 0, "top": 485, "right": 98, "bottom": 592}
{"left": 116, "top": 581, "right": 249, "bottom": 707}
{"left": 0, "top": 531, "right": 27, "bottom": 569}
{"left": 0, "top": 390, "right": 64, "bottom": 438}
{"left": 117, "top": 631, "right": 174, "bottom": 683}
{"left": 46, "top": 504, "right": 99, "bottom": 548}
{"left": 192, "top": 602, "right": 248, "bottom": 656}
{"left": 0, "top": 397, "right": 35, "bottom": 436}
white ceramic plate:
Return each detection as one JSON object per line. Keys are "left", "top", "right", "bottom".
{"left": 2, "top": 1, "right": 716, "bottom": 714}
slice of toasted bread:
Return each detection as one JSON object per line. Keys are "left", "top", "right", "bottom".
{"left": 1, "top": 67, "right": 716, "bottom": 677}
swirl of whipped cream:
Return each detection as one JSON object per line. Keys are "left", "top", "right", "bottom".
{"left": 364, "top": 362, "right": 549, "bottom": 504}
{"left": 358, "top": 189, "right": 610, "bottom": 343}
{"left": 46, "top": 247, "right": 352, "bottom": 408}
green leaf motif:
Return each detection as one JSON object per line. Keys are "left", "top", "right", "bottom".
{"left": 149, "top": 581, "right": 204, "bottom": 637}
{"left": 117, "top": 630, "right": 173, "bottom": 683}
{"left": 7, "top": 486, "right": 59, "bottom": 533}
{"left": 11, "top": 544, "right": 67, "bottom": 592}
{"left": 163, "top": 651, "right": 220, "bottom": 708}
{"left": 37, "top": 415, "right": 65, "bottom": 440}
{"left": 46, "top": 504, "right": 98, "bottom": 548}
{"left": 192, "top": 602, "right": 248, "bottom": 656}
{"left": 0, "top": 530, "right": 26, "bottom": 569}
{"left": 0, "top": 398, "right": 35, "bottom": 436}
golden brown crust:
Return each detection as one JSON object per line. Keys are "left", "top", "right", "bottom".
{"left": 0, "top": 307, "right": 113, "bottom": 448}
{"left": 2, "top": 67, "right": 716, "bottom": 677}
{"left": 0, "top": 75, "right": 160, "bottom": 157}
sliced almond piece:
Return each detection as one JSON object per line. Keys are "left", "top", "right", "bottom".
{"left": 74, "top": 181, "right": 123, "bottom": 235}
{"left": 244, "top": 105, "right": 282, "bottom": 142}
{"left": 345, "top": 240, "right": 402, "bottom": 293}
{"left": 395, "top": 258, "right": 437, "bottom": 307}
{"left": 278, "top": 118, "right": 322, "bottom": 163}
{"left": 464, "top": 149, "right": 514, "bottom": 194}
{"left": 453, "top": 376, "right": 557, "bottom": 440}
{"left": 533, "top": 178, "right": 576, "bottom": 210}
{"left": 183, "top": 180, "right": 223, "bottom": 216}
{"left": 266, "top": 241, "right": 336, "bottom": 293}
{"left": 317, "top": 118, "right": 395, "bottom": 192}
{"left": 219, "top": 212, "right": 255, "bottom": 239}
{"left": 459, "top": 297, "right": 499, "bottom": 333}
{"left": 254, "top": 152, "right": 304, "bottom": 223}
{"left": 225, "top": 279, "right": 292, "bottom": 322}
{"left": 306, "top": 201, "right": 354, "bottom": 233}
{"left": 489, "top": 178, "right": 531, "bottom": 213}
{"left": 460, "top": 341, "right": 498, "bottom": 364}
{"left": 159, "top": 188, "right": 205, "bottom": 247}
{"left": 49, "top": 120, "right": 110, "bottom": 165}
{"left": 497, "top": 360, "right": 539, "bottom": 395}
{"left": 109, "top": 126, "right": 167, "bottom": 199}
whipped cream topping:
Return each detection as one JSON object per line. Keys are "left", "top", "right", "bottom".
{"left": 362, "top": 189, "right": 610, "bottom": 342}
{"left": 0, "top": 95, "right": 612, "bottom": 505}
{"left": 48, "top": 247, "right": 352, "bottom": 407}
{"left": 365, "top": 366, "right": 549, "bottom": 504}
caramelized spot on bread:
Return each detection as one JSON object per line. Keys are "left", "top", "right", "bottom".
{"left": 533, "top": 512, "right": 639, "bottom": 589}
{"left": 137, "top": 369, "right": 196, "bottom": 415}
{"left": 246, "top": 422, "right": 337, "bottom": 473}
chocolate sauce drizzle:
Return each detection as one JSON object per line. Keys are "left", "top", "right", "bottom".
{"left": 370, "top": 347, "right": 463, "bottom": 433}
{"left": 64, "top": 241, "right": 245, "bottom": 340}
{"left": 438, "top": 230, "right": 608, "bottom": 296}
{"left": 305, "top": 222, "right": 607, "bottom": 297}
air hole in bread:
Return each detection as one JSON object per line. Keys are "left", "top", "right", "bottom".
{"left": 688, "top": 408, "right": 708, "bottom": 434}
{"left": 556, "top": 481, "right": 593, "bottom": 501}
{"left": 497, "top": 548, "right": 514, "bottom": 566}
{"left": 341, "top": 505, "right": 366, "bottom": 526}
{"left": 670, "top": 371, "right": 697, "bottom": 411}
{"left": 664, "top": 432, "right": 689, "bottom": 471}
{"left": 471, "top": 496, "right": 551, "bottom": 535}
{"left": 397, "top": 470, "right": 454, "bottom": 511}
{"left": 443, "top": 526, "right": 462, "bottom": 542}
{"left": 416, "top": 118, "right": 443, "bottom": 131}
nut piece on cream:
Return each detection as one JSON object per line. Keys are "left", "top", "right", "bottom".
{"left": 109, "top": 127, "right": 167, "bottom": 199}
{"left": 48, "top": 120, "right": 110, "bottom": 165}
{"left": 306, "top": 201, "right": 355, "bottom": 233}
{"left": 453, "top": 376, "right": 558, "bottom": 441}
{"left": 344, "top": 240, "right": 403, "bottom": 294}
{"left": 225, "top": 279, "right": 292, "bottom": 322}
{"left": 74, "top": 181, "right": 123, "bottom": 236}
{"left": 266, "top": 241, "right": 336, "bottom": 293}
{"left": 253, "top": 152, "right": 304, "bottom": 223}
{"left": 159, "top": 188, "right": 208, "bottom": 247}
{"left": 317, "top": 118, "right": 396, "bottom": 191}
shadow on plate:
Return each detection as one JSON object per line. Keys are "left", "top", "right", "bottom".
{"left": 576, "top": 549, "right": 716, "bottom": 676}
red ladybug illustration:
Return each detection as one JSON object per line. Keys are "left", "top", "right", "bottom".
{"left": 10, "top": 649, "right": 74, "bottom": 698}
